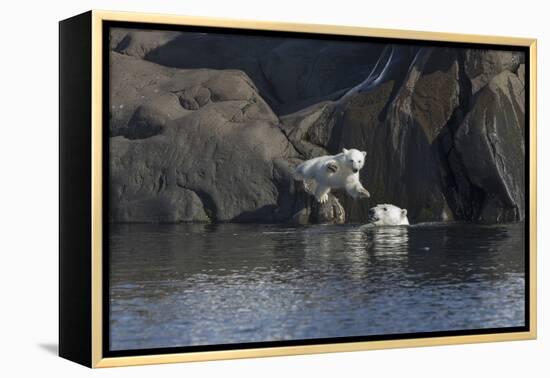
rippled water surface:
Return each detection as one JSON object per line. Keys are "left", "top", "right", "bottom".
{"left": 109, "top": 222, "right": 525, "bottom": 351}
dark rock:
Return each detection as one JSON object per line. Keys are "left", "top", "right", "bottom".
{"left": 280, "top": 102, "right": 334, "bottom": 158}
{"left": 290, "top": 193, "right": 345, "bottom": 225}
{"left": 310, "top": 195, "right": 346, "bottom": 224}
{"left": 109, "top": 140, "right": 211, "bottom": 223}
{"left": 258, "top": 40, "right": 385, "bottom": 113}
{"left": 109, "top": 52, "right": 307, "bottom": 223}
{"left": 141, "top": 31, "right": 385, "bottom": 114}
{"left": 109, "top": 52, "right": 278, "bottom": 136}
{"left": 282, "top": 47, "right": 460, "bottom": 223}
{"left": 464, "top": 49, "right": 523, "bottom": 94}
{"left": 108, "top": 27, "right": 527, "bottom": 224}
{"left": 178, "top": 96, "right": 200, "bottom": 110}
{"left": 193, "top": 86, "right": 212, "bottom": 106}
{"left": 410, "top": 49, "right": 460, "bottom": 143}
{"left": 112, "top": 28, "right": 180, "bottom": 58}
{"left": 109, "top": 29, "right": 128, "bottom": 51}
{"left": 452, "top": 71, "right": 525, "bottom": 222}
{"left": 517, "top": 64, "right": 525, "bottom": 86}
{"left": 125, "top": 104, "right": 168, "bottom": 139}
{"left": 108, "top": 53, "right": 184, "bottom": 137}
{"left": 282, "top": 46, "right": 526, "bottom": 223}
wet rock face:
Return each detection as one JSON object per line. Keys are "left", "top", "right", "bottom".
{"left": 111, "top": 29, "right": 180, "bottom": 58}
{"left": 453, "top": 71, "right": 525, "bottom": 222}
{"left": 291, "top": 193, "right": 346, "bottom": 225}
{"left": 282, "top": 46, "right": 526, "bottom": 223}
{"left": 311, "top": 195, "right": 346, "bottom": 224}
{"left": 108, "top": 52, "right": 303, "bottom": 223}
{"left": 464, "top": 49, "right": 523, "bottom": 94}
{"left": 108, "top": 28, "right": 527, "bottom": 224}
{"left": 282, "top": 47, "right": 462, "bottom": 222}
{"left": 141, "top": 31, "right": 384, "bottom": 115}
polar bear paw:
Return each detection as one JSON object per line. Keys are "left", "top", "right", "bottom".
{"left": 317, "top": 193, "right": 329, "bottom": 203}
{"left": 358, "top": 187, "right": 371, "bottom": 199}
{"left": 303, "top": 179, "right": 315, "bottom": 195}
{"left": 326, "top": 160, "right": 338, "bottom": 174}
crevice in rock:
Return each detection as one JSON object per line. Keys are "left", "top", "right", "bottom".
{"left": 257, "top": 60, "right": 284, "bottom": 106}
{"left": 156, "top": 173, "right": 165, "bottom": 194}
{"left": 377, "top": 46, "right": 424, "bottom": 123}
{"left": 176, "top": 182, "right": 217, "bottom": 222}
{"left": 434, "top": 50, "right": 486, "bottom": 221}
{"left": 302, "top": 51, "right": 322, "bottom": 98}
{"left": 277, "top": 124, "right": 308, "bottom": 159}
{"left": 114, "top": 34, "right": 131, "bottom": 53}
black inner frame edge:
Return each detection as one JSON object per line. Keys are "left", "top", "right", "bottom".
{"left": 101, "top": 19, "right": 531, "bottom": 359}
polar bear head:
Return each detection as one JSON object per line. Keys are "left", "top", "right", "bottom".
{"left": 342, "top": 148, "right": 367, "bottom": 173}
{"left": 368, "top": 204, "right": 410, "bottom": 226}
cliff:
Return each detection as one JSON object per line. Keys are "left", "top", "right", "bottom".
{"left": 108, "top": 28, "right": 526, "bottom": 224}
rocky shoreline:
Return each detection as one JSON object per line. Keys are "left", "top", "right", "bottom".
{"left": 108, "top": 28, "right": 526, "bottom": 224}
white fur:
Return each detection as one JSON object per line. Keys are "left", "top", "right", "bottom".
{"left": 294, "top": 148, "right": 370, "bottom": 203}
{"left": 368, "top": 204, "right": 409, "bottom": 226}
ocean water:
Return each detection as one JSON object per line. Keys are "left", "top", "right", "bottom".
{"left": 109, "top": 222, "right": 525, "bottom": 351}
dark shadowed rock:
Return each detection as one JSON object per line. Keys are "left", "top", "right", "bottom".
{"left": 517, "top": 64, "right": 525, "bottom": 86}
{"left": 282, "top": 45, "right": 526, "bottom": 223}
{"left": 176, "top": 86, "right": 211, "bottom": 109}
{"left": 452, "top": 71, "right": 525, "bottom": 222}
{"left": 136, "top": 30, "right": 384, "bottom": 114}
{"left": 108, "top": 27, "right": 527, "bottom": 224}
{"left": 410, "top": 49, "right": 460, "bottom": 143}
{"left": 109, "top": 29, "right": 129, "bottom": 51}
{"left": 291, "top": 193, "right": 345, "bottom": 225}
{"left": 280, "top": 102, "right": 334, "bottom": 158}
{"left": 108, "top": 53, "right": 184, "bottom": 138}
{"left": 109, "top": 52, "right": 278, "bottom": 137}
{"left": 113, "top": 28, "right": 180, "bottom": 58}
{"left": 108, "top": 52, "right": 341, "bottom": 223}
{"left": 125, "top": 104, "right": 169, "bottom": 140}
{"left": 258, "top": 40, "right": 385, "bottom": 113}
{"left": 282, "top": 47, "right": 460, "bottom": 222}
{"left": 464, "top": 49, "right": 523, "bottom": 94}
{"left": 311, "top": 195, "right": 346, "bottom": 224}
{"left": 109, "top": 136, "right": 210, "bottom": 223}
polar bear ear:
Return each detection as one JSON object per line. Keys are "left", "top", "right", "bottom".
{"left": 401, "top": 209, "right": 407, "bottom": 217}
{"left": 342, "top": 148, "right": 349, "bottom": 154}
{"left": 361, "top": 151, "right": 367, "bottom": 157}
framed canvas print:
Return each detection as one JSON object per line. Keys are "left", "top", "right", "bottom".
{"left": 59, "top": 10, "right": 537, "bottom": 368}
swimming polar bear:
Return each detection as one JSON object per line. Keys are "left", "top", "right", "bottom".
{"left": 368, "top": 204, "right": 410, "bottom": 226}
{"left": 294, "top": 148, "right": 370, "bottom": 203}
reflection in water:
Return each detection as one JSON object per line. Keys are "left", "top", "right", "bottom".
{"left": 109, "top": 222, "right": 525, "bottom": 351}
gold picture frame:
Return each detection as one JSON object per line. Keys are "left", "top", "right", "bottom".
{"left": 59, "top": 9, "right": 537, "bottom": 368}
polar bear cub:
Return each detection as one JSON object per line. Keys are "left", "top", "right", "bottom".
{"left": 294, "top": 148, "right": 370, "bottom": 203}
{"left": 368, "top": 204, "right": 410, "bottom": 226}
